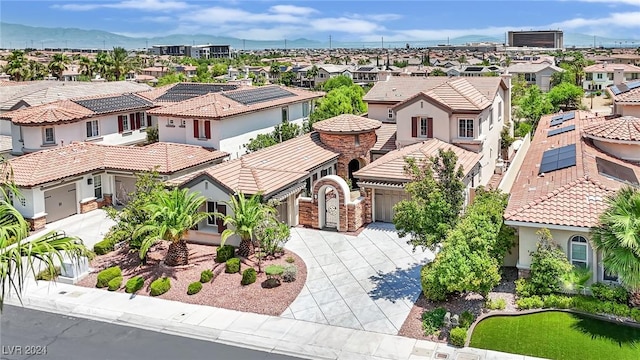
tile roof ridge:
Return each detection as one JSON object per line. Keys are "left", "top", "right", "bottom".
{"left": 249, "top": 168, "right": 263, "bottom": 190}
{"left": 448, "top": 77, "right": 489, "bottom": 108}
{"left": 506, "top": 176, "right": 591, "bottom": 218}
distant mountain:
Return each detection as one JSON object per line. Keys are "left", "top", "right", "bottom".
{"left": 1, "top": 22, "right": 638, "bottom": 51}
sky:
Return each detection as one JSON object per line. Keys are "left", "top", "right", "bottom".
{"left": 1, "top": 0, "right": 640, "bottom": 41}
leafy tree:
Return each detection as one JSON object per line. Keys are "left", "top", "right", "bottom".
{"left": 245, "top": 120, "right": 302, "bottom": 152}
{"left": 511, "top": 74, "right": 528, "bottom": 105}
{"left": 591, "top": 187, "right": 640, "bottom": 306}
{"left": 529, "top": 228, "right": 573, "bottom": 295}
{"left": 135, "top": 188, "right": 210, "bottom": 266}
{"left": 3, "top": 50, "right": 30, "bottom": 81}
{"left": 321, "top": 75, "right": 353, "bottom": 92}
{"left": 93, "top": 52, "right": 112, "bottom": 79}
{"left": 279, "top": 70, "right": 296, "bottom": 86}
{"left": 156, "top": 72, "right": 187, "bottom": 86}
{"left": 550, "top": 65, "right": 575, "bottom": 87}
{"left": 192, "top": 63, "right": 212, "bottom": 83}
{"left": 78, "top": 56, "right": 93, "bottom": 77}
{"left": 514, "top": 85, "right": 553, "bottom": 129}
{"left": 429, "top": 68, "right": 447, "bottom": 76}
{"left": 48, "top": 53, "right": 70, "bottom": 80}
{"left": 269, "top": 63, "right": 281, "bottom": 82}
{"left": 546, "top": 82, "right": 584, "bottom": 111}
{"left": 27, "top": 60, "right": 47, "bottom": 80}
{"left": 246, "top": 133, "right": 278, "bottom": 153}
{"left": 308, "top": 85, "right": 366, "bottom": 127}
{"left": 394, "top": 149, "right": 465, "bottom": 251}
{"left": 210, "top": 63, "right": 228, "bottom": 77}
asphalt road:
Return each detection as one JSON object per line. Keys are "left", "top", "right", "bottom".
{"left": 0, "top": 305, "right": 306, "bottom": 360}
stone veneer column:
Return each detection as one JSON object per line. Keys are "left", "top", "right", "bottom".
{"left": 318, "top": 131, "right": 377, "bottom": 179}
{"left": 27, "top": 215, "right": 47, "bottom": 231}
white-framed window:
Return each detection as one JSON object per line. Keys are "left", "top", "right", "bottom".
{"left": 93, "top": 175, "right": 102, "bottom": 199}
{"left": 387, "top": 108, "right": 394, "bottom": 119}
{"left": 570, "top": 235, "right": 588, "bottom": 268}
{"left": 302, "top": 102, "right": 310, "bottom": 117}
{"left": 43, "top": 127, "right": 55, "bottom": 144}
{"left": 597, "top": 73, "right": 603, "bottom": 79}
{"left": 180, "top": 119, "right": 186, "bottom": 127}
{"left": 86, "top": 120, "right": 99, "bottom": 138}
{"left": 458, "top": 119, "right": 474, "bottom": 138}
{"left": 319, "top": 72, "right": 325, "bottom": 78}
{"left": 419, "top": 117, "right": 429, "bottom": 137}
{"left": 524, "top": 73, "right": 536, "bottom": 82}
{"left": 206, "top": 201, "right": 217, "bottom": 226}
{"left": 167, "top": 119, "right": 174, "bottom": 126}
{"left": 489, "top": 111, "right": 494, "bottom": 129}
{"left": 281, "top": 107, "right": 289, "bottom": 122}
{"left": 122, "top": 115, "right": 130, "bottom": 131}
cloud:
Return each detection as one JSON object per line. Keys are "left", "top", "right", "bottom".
{"left": 310, "top": 18, "right": 383, "bottom": 34}
{"left": 269, "top": 5, "right": 318, "bottom": 16}
{"left": 578, "top": 0, "right": 640, "bottom": 5}
{"left": 550, "top": 11, "right": 640, "bottom": 29}
{"left": 53, "top": 0, "right": 190, "bottom": 12}
{"left": 348, "top": 13, "right": 403, "bottom": 22}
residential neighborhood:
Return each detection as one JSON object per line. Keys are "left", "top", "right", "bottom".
{"left": 2, "top": 2, "right": 640, "bottom": 360}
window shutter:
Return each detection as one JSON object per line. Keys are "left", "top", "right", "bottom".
{"left": 130, "top": 113, "right": 136, "bottom": 130}
{"left": 216, "top": 204, "right": 226, "bottom": 232}
{"left": 411, "top": 116, "right": 418, "bottom": 137}
{"left": 194, "top": 119, "right": 200, "bottom": 138}
{"left": 427, "top": 117, "right": 433, "bottom": 138}
{"left": 117, "top": 116, "right": 124, "bottom": 133}
{"left": 135, "top": 113, "right": 141, "bottom": 129}
{"left": 146, "top": 115, "right": 152, "bottom": 127}
{"left": 86, "top": 122, "right": 92, "bottom": 137}
{"left": 204, "top": 120, "right": 211, "bottom": 139}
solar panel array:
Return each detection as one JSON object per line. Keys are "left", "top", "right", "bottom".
{"left": 357, "top": 67, "right": 375, "bottom": 72}
{"left": 539, "top": 143, "right": 577, "bottom": 174}
{"left": 550, "top": 111, "right": 575, "bottom": 127}
{"left": 596, "top": 157, "right": 639, "bottom": 185}
{"left": 610, "top": 81, "right": 640, "bottom": 96}
{"left": 156, "top": 83, "right": 239, "bottom": 102}
{"left": 547, "top": 124, "right": 576, "bottom": 137}
{"left": 223, "top": 86, "right": 295, "bottom": 105}
{"left": 465, "top": 67, "right": 484, "bottom": 72}
{"left": 74, "top": 94, "right": 153, "bottom": 114}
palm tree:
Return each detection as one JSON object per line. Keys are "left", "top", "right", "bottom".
{"left": 28, "top": 60, "right": 47, "bottom": 80}
{"left": 48, "top": 53, "right": 70, "bottom": 80}
{"left": 94, "top": 52, "right": 111, "bottom": 79}
{"left": 109, "top": 47, "right": 134, "bottom": 81}
{"left": 78, "top": 56, "right": 93, "bottom": 77}
{"left": 3, "top": 50, "right": 30, "bottom": 82}
{"left": 217, "top": 192, "right": 273, "bottom": 258}
{"left": 269, "top": 63, "right": 281, "bottom": 84}
{"left": 135, "top": 188, "right": 209, "bottom": 266}
{"left": 591, "top": 186, "right": 640, "bottom": 306}
{"left": 305, "top": 65, "right": 319, "bottom": 89}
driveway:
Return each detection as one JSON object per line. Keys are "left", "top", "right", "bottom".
{"left": 26, "top": 209, "right": 115, "bottom": 249}
{"left": 283, "top": 223, "right": 434, "bottom": 335}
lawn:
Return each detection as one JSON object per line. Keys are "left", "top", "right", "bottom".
{"left": 470, "top": 311, "right": 640, "bottom": 360}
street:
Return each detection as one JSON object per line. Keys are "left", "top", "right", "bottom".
{"left": 0, "top": 305, "right": 306, "bottom": 360}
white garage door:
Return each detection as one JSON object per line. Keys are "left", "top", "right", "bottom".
{"left": 115, "top": 176, "right": 137, "bottom": 205}
{"left": 374, "top": 189, "right": 409, "bottom": 222}
{"left": 44, "top": 183, "right": 77, "bottom": 223}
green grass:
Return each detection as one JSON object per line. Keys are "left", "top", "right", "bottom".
{"left": 470, "top": 311, "right": 640, "bottom": 360}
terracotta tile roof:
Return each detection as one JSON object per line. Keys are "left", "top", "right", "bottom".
{"left": 8, "top": 142, "right": 228, "bottom": 187}
{"left": 505, "top": 110, "right": 640, "bottom": 228}
{"left": 354, "top": 138, "right": 482, "bottom": 183}
{"left": 312, "top": 114, "right": 382, "bottom": 133}
{"left": 372, "top": 123, "right": 397, "bottom": 153}
{"left": 1, "top": 100, "right": 94, "bottom": 125}
{"left": 584, "top": 63, "right": 640, "bottom": 73}
{"left": 147, "top": 85, "right": 323, "bottom": 119}
{"left": 507, "top": 63, "right": 563, "bottom": 73}
{"left": 583, "top": 116, "right": 640, "bottom": 141}
{"left": 363, "top": 77, "right": 450, "bottom": 103}
{"left": 169, "top": 132, "right": 339, "bottom": 196}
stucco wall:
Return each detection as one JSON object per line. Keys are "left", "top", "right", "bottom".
{"left": 367, "top": 103, "right": 396, "bottom": 122}
{"left": 592, "top": 139, "right": 640, "bottom": 162}
{"left": 619, "top": 105, "right": 640, "bottom": 118}
{"left": 395, "top": 100, "right": 450, "bottom": 146}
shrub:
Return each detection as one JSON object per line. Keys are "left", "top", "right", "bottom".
{"left": 125, "top": 276, "right": 144, "bottom": 294}
{"left": 515, "top": 278, "right": 535, "bottom": 298}
{"left": 256, "top": 220, "right": 290, "bottom": 256}
{"left": 285, "top": 256, "right": 295, "bottom": 263}
{"left": 94, "top": 238, "right": 117, "bottom": 255}
{"left": 572, "top": 295, "right": 600, "bottom": 314}
{"left": 591, "top": 282, "right": 629, "bottom": 304}
{"left": 485, "top": 298, "right": 506, "bottom": 310}
{"left": 420, "top": 264, "right": 448, "bottom": 302}
{"left": 200, "top": 269, "right": 214, "bottom": 283}
{"left": 282, "top": 264, "right": 297, "bottom": 283}
{"left": 631, "top": 308, "right": 640, "bottom": 322}
{"left": 449, "top": 327, "right": 467, "bottom": 347}
{"left": 107, "top": 276, "right": 123, "bottom": 291}
{"left": 241, "top": 268, "right": 257, "bottom": 285}
{"left": 216, "top": 245, "right": 235, "bottom": 263}
{"left": 422, "top": 307, "right": 446, "bottom": 336}
{"left": 516, "top": 296, "right": 544, "bottom": 310}
{"left": 187, "top": 281, "right": 202, "bottom": 295}
{"left": 459, "top": 311, "right": 475, "bottom": 329}
{"left": 265, "top": 264, "right": 284, "bottom": 278}
{"left": 35, "top": 266, "right": 61, "bottom": 281}
{"left": 225, "top": 258, "right": 241, "bottom": 273}
{"left": 528, "top": 229, "right": 573, "bottom": 295}
{"left": 96, "top": 266, "right": 122, "bottom": 288}
{"left": 542, "top": 294, "right": 574, "bottom": 309}
{"left": 150, "top": 277, "right": 171, "bottom": 296}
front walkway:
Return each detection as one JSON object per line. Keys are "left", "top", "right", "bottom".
{"left": 283, "top": 223, "right": 434, "bottom": 334}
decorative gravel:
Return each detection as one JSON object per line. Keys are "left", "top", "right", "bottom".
{"left": 77, "top": 242, "right": 307, "bottom": 316}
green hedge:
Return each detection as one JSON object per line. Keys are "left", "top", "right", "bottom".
{"left": 96, "top": 266, "right": 121, "bottom": 288}
{"left": 485, "top": 298, "right": 506, "bottom": 310}
{"left": 590, "top": 282, "right": 629, "bottom": 304}
{"left": 449, "top": 327, "right": 467, "bottom": 347}
{"left": 241, "top": 268, "right": 257, "bottom": 285}
{"left": 187, "top": 281, "right": 202, "bottom": 295}
{"left": 460, "top": 311, "right": 475, "bottom": 329}
{"left": 150, "top": 277, "right": 171, "bottom": 296}
{"left": 216, "top": 245, "right": 235, "bottom": 263}
{"left": 107, "top": 276, "right": 123, "bottom": 291}
{"left": 517, "top": 294, "right": 640, "bottom": 321}
{"left": 225, "top": 258, "right": 240, "bottom": 273}
{"left": 200, "top": 269, "right": 214, "bottom": 283}
{"left": 125, "top": 276, "right": 145, "bottom": 294}
{"left": 94, "top": 237, "right": 117, "bottom": 255}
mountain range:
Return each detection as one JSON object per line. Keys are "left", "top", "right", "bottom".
{"left": 1, "top": 23, "right": 638, "bottom": 51}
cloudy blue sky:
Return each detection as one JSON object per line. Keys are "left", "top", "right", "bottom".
{"left": 2, "top": 0, "right": 640, "bottom": 41}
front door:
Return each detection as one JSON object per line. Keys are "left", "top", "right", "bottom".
{"left": 325, "top": 191, "right": 338, "bottom": 228}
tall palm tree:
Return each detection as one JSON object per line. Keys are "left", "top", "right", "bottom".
{"left": 135, "top": 188, "right": 209, "bottom": 266}
{"left": 591, "top": 186, "right": 640, "bottom": 306}
{"left": 109, "top": 47, "right": 134, "bottom": 81}
{"left": 28, "top": 60, "right": 47, "bottom": 80}
{"left": 305, "top": 65, "right": 319, "bottom": 89}
{"left": 3, "top": 50, "right": 30, "bottom": 82}
{"left": 269, "top": 63, "right": 281, "bottom": 84}
{"left": 217, "top": 192, "right": 273, "bottom": 258}
{"left": 78, "top": 56, "right": 93, "bottom": 77}
{"left": 94, "top": 52, "right": 112, "bottom": 80}
{"left": 48, "top": 53, "right": 71, "bottom": 80}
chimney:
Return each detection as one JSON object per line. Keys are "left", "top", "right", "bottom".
{"left": 613, "top": 68, "right": 625, "bottom": 85}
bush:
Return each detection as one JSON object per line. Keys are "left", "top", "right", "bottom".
{"left": 516, "top": 296, "right": 544, "bottom": 310}
{"left": 591, "top": 282, "right": 629, "bottom": 304}
{"left": 225, "top": 258, "right": 240, "bottom": 273}
{"left": 265, "top": 264, "right": 284, "bottom": 278}
{"left": 187, "top": 281, "right": 202, "bottom": 295}
{"left": 96, "top": 266, "right": 122, "bottom": 288}
{"left": 460, "top": 311, "right": 475, "bottom": 329}
{"left": 125, "top": 276, "right": 144, "bottom": 294}
{"left": 515, "top": 278, "right": 535, "bottom": 298}
{"left": 572, "top": 295, "right": 600, "bottom": 314}
{"left": 150, "top": 277, "right": 171, "bottom": 296}
{"left": 282, "top": 264, "right": 297, "bottom": 283}
{"left": 543, "top": 294, "right": 574, "bottom": 309}
{"left": 485, "top": 298, "right": 506, "bottom": 310}
{"left": 422, "top": 307, "right": 446, "bottom": 335}
{"left": 631, "top": 308, "right": 640, "bottom": 322}
{"left": 529, "top": 229, "right": 573, "bottom": 295}
{"left": 241, "top": 268, "right": 257, "bottom": 285}
{"left": 35, "top": 266, "right": 61, "bottom": 281}
{"left": 216, "top": 245, "right": 235, "bottom": 263}
{"left": 94, "top": 238, "right": 117, "bottom": 255}
{"left": 420, "top": 263, "right": 448, "bottom": 302}
{"left": 449, "top": 327, "right": 467, "bottom": 347}
{"left": 285, "top": 256, "right": 295, "bottom": 263}
{"left": 514, "top": 121, "right": 533, "bottom": 138}
{"left": 107, "top": 276, "right": 123, "bottom": 291}
{"left": 200, "top": 269, "right": 214, "bottom": 283}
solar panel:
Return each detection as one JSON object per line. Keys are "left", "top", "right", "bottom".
{"left": 596, "top": 157, "right": 639, "bottom": 185}
{"left": 550, "top": 118, "right": 565, "bottom": 127}
{"left": 465, "top": 67, "right": 483, "bottom": 72}
{"left": 550, "top": 112, "right": 575, "bottom": 127}
{"left": 74, "top": 94, "right": 153, "bottom": 114}
{"left": 358, "top": 66, "right": 375, "bottom": 72}
{"left": 547, "top": 124, "right": 576, "bottom": 137}
{"left": 610, "top": 86, "right": 622, "bottom": 95}
{"left": 551, "top": 114, "right": 564, "bottom": 121}
{"left": 223, "top": 86, "right": 295, "bottom": 105}
{"left": 562, "top": 112, "right": 575, "bottom": 121}
{"left": 617, "top": 84, "right": 629, "bottom": 93}
{"left": 628, "top": 81, "right": 640, "bottom": 90}
{"left": 156, "top": 83, "right": 239, "bottom": 102}
{"left": 538, "top": 144, "right": 577, "bottom": 174}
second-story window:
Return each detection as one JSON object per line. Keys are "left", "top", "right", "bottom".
{"left": 597, "top": 73, "right": 603, "bottom": 79}
{"left": 458, "top": 119, "right": 474, "bottom": 138}
{"left": 193, "top": 119, "right": 211, "bottom": 139}
{"left": 86, "top": 120, "right": 99, "bottom": 138}
{"left": 420, "top": 118, "right": 429, "bottom": 137}
{"left": 282, "top": 107, "right": 289, "bottom": 122}
{"left": 118, "top": 115, "right": 130, "bottom": 132}
{"left": 387, "top": 108, "right": 394, "bottom": 119}
{"left": 43, "top": 127, "right": 55, "bottom": 144}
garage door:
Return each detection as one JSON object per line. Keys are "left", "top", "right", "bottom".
{"left": 374, "top": 189, "right": 409, "bottom": 222}
{"left": 44, "top": 183, "right": 77, "bottom": 223}
{"left": 115, "top": 176, "right": 137, "bottom": 205}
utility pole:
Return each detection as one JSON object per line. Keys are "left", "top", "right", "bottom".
{"left": 381, "top": 36, "right": 384, "bottom": 50}
{"left": 284, "top": 38, "right": 287, "bottom": 50}
{"left": 329, "top": 35, "right": 332, "bottom": 50}
{"left": 243, "top": 39, "right": 245, "bottom": 51}
{"left": 103, "top": 40, "right": 106, "bottom": 50}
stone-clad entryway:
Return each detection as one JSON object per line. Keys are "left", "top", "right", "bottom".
{"left": 282, "top": 223, "right": 434, "bottom": 334}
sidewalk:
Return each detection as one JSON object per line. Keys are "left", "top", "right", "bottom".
{"left": 6, "top": 279, "right": 546, "bottom": 360}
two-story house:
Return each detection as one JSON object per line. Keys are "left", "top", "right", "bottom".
{"left": 297, "top": 64, "right": 353, "bottom": 88}
{"left": 506, "top": 62, "right": 564, "bottom": 91}
{"left": 608, "top": 80, "right": 640, "bottom": 117}
{"left": 583, "top": 63, "right": 640, "bottom": 91}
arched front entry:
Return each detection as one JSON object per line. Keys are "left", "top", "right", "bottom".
{"left": 348, "top": 159, "right": 361, "bottom": 189}
{"left": 314, "top": 175, "right": 350, "bottom": 231}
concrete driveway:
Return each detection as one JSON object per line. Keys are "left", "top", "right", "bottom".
{"left": 283, "top": 223, "right": 434, "bottom": 335}
{"left": 26, "top": 209, "right": 115, "bottom": 249}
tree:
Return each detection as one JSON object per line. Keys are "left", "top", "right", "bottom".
{"left": 279, "top": 70, "right": 296, "bottom": 86}
{"left": 511, "top": 74, "right": 528, "bottom": 105}
{"left": 429, "top": 68, "right": 447, "bottom": 76}
{"left": 550, "top": 66, "right": 575, "bottom": 87}
{"left": 246, "top": 133, "right": 278, "bottom": 153}
{"left": 93, "top": 52, "right": 112, "bottom": 79}
{"left": 514, "top": 85, "right": 553, "bottom": 129}
{"left": 394, "top": 149, "right": 465, "bottom": 251}
{"left": 108, "top": 47, "right": 134, "bottom": 80}
{"left": 28, "top": 60, "right": 47, "bottom": 80}
{"left": 78, "top": 56, "right": 93, "bottom": 77}
{"left": 546, "top": 82, "right": 584, "bottom": 111}
{"left": 210, "top": 63, "right": 228, "bottom": 77}
{"left": 3, "top": 50, "right": 30, "bottom": 81}
{"left": 305, "top": 65, "right": 319, "bottom": 88}
{"left": 135, "top": 188, "right": 210, "bottom": 266}
{"left": 48, "top": 53, "right": 70, "bottom": 80}
{"left": 245, "top": 120, "right": 302, "bottom": 152}
{"left": 156, "top": 72, "right": 187, "bottom": 86}
{"left": 217, "top": 192, "right": 273, "bottom": 258}
{"left": 528, "top": 228, "right": 573, "bottom": 295}
{"left": 269, "top": 63, "right": 281, "bottom": 83}
{"left": 308, "top": 85, "right": 366, "bottom": 127}
{"left": 321, "top": 75, "right": 353, "bottom": 92}
{"left": 591, "top": 187, "right": 640, "bottom": 306}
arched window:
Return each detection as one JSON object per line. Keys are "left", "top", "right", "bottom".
{"left": 570, "top": 235, "right": 588, "bottom": 268}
